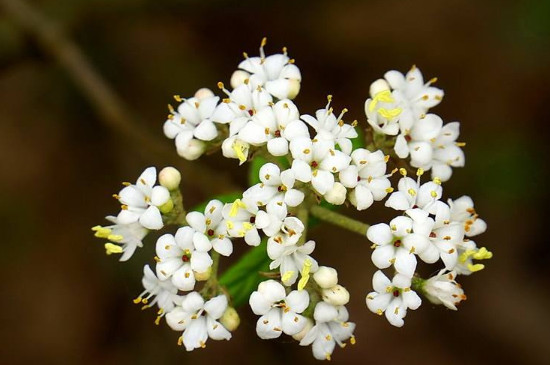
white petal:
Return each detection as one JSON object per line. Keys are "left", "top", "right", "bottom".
{"left": 139, "top": 206, "right": 164, "bottom": 230}
{"left": 367, "top": 223, "right": 393, "bottom": 245}
{"left": 212, "top": 237, "right": 233, "bottom": 256}
{"left": 194, "top": 120, "right": 218, "bottom": 141}
{"left": 285, "top": 290, "right": 309, "bottom": 313}
{"left": 204, "top": 295, "right": 228, "bottom": 319}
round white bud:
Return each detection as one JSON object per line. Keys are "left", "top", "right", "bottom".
{"left": 322, "top": 285, "right": 350, "bottom": 306}
{"left": 313, "top": 266, "right": 339, "bottom": 289}
{"left": 292, "top": 317, "right": 313, "bottom": 341}
{"left": 177, "top": 139, "right": 206, "bottom": 160}
{"left": 219, "top": 306, "right": 240, "bottom": 331}
{"left": 230, "top": 70, "right": 250, "bottom": 89}
{"left": 194, "top": 88, "right": 215, "bottom": 100}
{"left": 369, "top": 78, "right": 390, "bottom": 97}
{"left": 158, "top": 167, "right": 181, "bottom": 190}
{"left": 324, "top": 182, "right": 347, "bottom": 205}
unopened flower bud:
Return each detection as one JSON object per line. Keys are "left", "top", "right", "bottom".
{"left": 230, "top": 70, "right": 250, "bottom": 89}
{"left": 177, "top": 139, "right": 206, "bottom": 160}
{"left": 324, "top": 182, "right": 347, "bottom": 205}
{"left": 194, "top": 88, "right": 214, "bottom": 100}
{"left": 159, "top": 167, "right": 181, "bottom": 190}
{"left": 219, "top": 306, "right": 240, "bottom": 331}
{"left": 322, "top": 285, "right": 350, "bottom": 306}
{"left": 292, "top": 317, "right": 313, "bottom": 341}
{"left": 313, "top": 266, "right": 338, "bottom": 289}
{"left": 193, "top": 267, "right": 211, "bottom": 282}
{"left": 369, "top": 78, "right": 390, "bottom": 97}
{"left": 286, "top": 79, "right": 301, "bottom": 100}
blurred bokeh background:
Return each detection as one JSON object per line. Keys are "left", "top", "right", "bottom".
{"left": 1, "top": 0, "right": 549, "bottom": 364}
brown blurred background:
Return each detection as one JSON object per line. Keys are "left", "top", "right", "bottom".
{"left": 1, "top": 0, "right": 549, "bottom": 364}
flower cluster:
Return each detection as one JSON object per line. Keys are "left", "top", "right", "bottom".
{"left": 93, "top": 39, "right": 491, "bottom": 361}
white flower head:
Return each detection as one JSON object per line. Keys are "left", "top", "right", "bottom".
{"left": 300, "top": 302, "right": 356, "bottom": 361}
{"left": 249, "top": 280, "right": 310, "bottom": 339}
{"left": 238, "top": 100, "right": 309, "bottom": 156}
{"left": 134, "top": 265, "right": 181, "bottom": 323}
{"left": 384, "top": 65, "right": 444, "bottom": 131}
{"left": 339, "top": 149, "right": 392, "bottom": 210}
{"left": 222, "top": 198, "right": 261, "bottom": 246}
{"left": 116, "top": 167, "right": 170, "bottom": 230}
{"left": 164, "top": 91, "right": 220, "bottom": 160}
{"left": 166, "top": 292, "right": 231, "bottom": 351}
{"left": 366, "top": 270, "right": 421, "bottom": 327}
{"left": 448, "top": 195, "right": 487, "bottom": 237}
{"left": 186, "top": 200, "right": 234, "bottom": 257}
{"left": 236, "top": 38, "right": 302, "bottom": 100}
{"left": 423, "top": 270, "right": 466, "bottom": 310}
{"left": 155, "top": 227, "right": 213, "bottom": 291}
{"left": 92, "top": 215, "right": 148, "bottom": 261}
{"left": 367, "top": 214, "right": 430, "bottom": 278}
{"left": 429, "top": 122, "right": 465, "bottom": 181}
{"left": 244, "top": 163, "right": 305, "bottom": 208}
{"left": 301, "top": 96, "right": 358, "bottom": 155}
{"left": 290, "top": 137, "right": 351, "bottom": 195}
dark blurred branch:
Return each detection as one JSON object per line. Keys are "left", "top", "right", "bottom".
{"left": 0, "top": 0, "right": 237, "bottom": 193}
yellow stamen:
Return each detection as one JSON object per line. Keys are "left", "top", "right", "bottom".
{"left": 297, "top": 259, "right": 312, "bottom": 290}
{"left": 104, "top": 243, "right": 122, "bottom": 255}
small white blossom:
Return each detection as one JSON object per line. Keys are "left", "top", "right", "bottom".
{"left": 429, "top": 122, "right": 465, "bottom": 181}
{"left": 243, "top": 163, "right": 305, "bottom": 208}
{"left": 290, "top": 137, "right": 351, "bottom": 195}
{"left": 268, "top": 239, "right": 318, "bottom": 286}
{"left": 415, "top": 215, "right": 464, "bottom": 270}
{"left": 164, "top": 91, "right": 220, "bottom": 160}
{"left": 237, "top": 100, "right": 309, "bottom": 156}
{"left": 155, "top": 227, "right": 213, "bottom": 291}
{"left": 365, "top": 89, "right": 402, "bottom": 135}
{"left": 366, "top": 270, "right": 421, "bottom": 327}
{"left": 394, "top": 113, "right": 443, "bottom": 167}
{"left": 300, "top": 302, "right": 356, "bottom": 361}
{"left": 384, "top": 66, "right": 444, "bottom": 131}
{"left": 249, "top": 280, "right": 310, "bottom": 339}
{"left": 367, "top": 213, "right": 430, "bottom": 277}
{"left": 448, "top": 195, "right": 487, "bottom": 237}
{"left": 301, "top": 99, "right": 358, "bottom": 155}
{"left": 116, "top": 167, "right": 170, "bottom": 230}
{"left": 313, "top": 266, "right": 339, "bottom": 289}
{"left": 423, "top": 270, "right": 466, "bottom": 310}
{"left": 236, "top": 40, "right": 301, "bottom": 100}
{"left": 339, "top": 149, "right": 392, "bottom": 210}
{"left": 321, "top": 285, "right": 350, "bottom": 306}
{"left": 186, "top": 200, "right": 233, "bottom": 257}
{"left": 166, "top": 292, "right": 231, "bottom": 351}
{"left": 222, "top": 198, "right": 261, "bottom": 246}
{"left": 134, "top": 265, "right": 181, "bottom": 314}
{"left": 92, "top": 215, "right": 148, "bottom": 261}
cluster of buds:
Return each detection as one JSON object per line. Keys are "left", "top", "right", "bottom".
{"left": 93, "top": 38, "right": 491, "bottom": 360}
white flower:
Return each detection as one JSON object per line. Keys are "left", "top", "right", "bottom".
{"left": 211, "top": 83, "right": 273, "bottom": 136}
{"left": 237, "top": 100, "right": 309, "bottom": 156}
{"left": 367, "top": 214, "right": 430, "bottom": 277}
{"left": 221, "top": 136, "right": 250, "bottom": 165}
{"left": 222, "top": 198, "right": 261, "bottom": 246}
{"left": 366, "top": 270, "right": 421, "bottom": 327}
{"left": 429, "top": 122, "right": 465, "bottom": 181}
{"left": 116, "top": 167, "right": 170, "bottom": 230}
{"left": 384, "top": 66, "right": 444, "bottom": 131}
{"left": 244, "top": 163, "right": 305, "bottom": 208}
{"left": 163, "top": 91, "right": 220, "bottom": 159}
{"left": 268, "top": 239, "right": 318, "bottom": 286}
{"left": 365, "top": 86, "right": 402, "bottom": 135}
{"left": 134, "top": 265, "right": 181, "bottom": 315}
{"left": 385, "top": 173, "right": 449, "bottom": 221}
{"left": 300, "top": 302, "right": 356, "bottom": 361}
{"left": 455, "top": 239, "right": 493, "bottom": 275}
{"left": 448, "top": 195, "right": 487, "bottom": 237}
{"left": 422, "top": 270, "right": 466, "bottom": 310}
{"left": 290, "top": 137, "right": 351, "bottom": 195}
{"left": 301, "top": 99, "right": 358, "bottom": 154}
{"left": 394, "top": 113, "right": 443, "bottom": 167}
{"left": 92, "top": 215, "right": 148, "bottom": 261}
{"left": 236, "top": 39, "right": 301, "bottom": 100}
{"left": 339, "top": 149, "right": 392, "bottom": 210}
{"left": 186, "top": 200, "right": 234, "bottom": 256}
{"left": 313, "top": 266, "right": 339, "bottom": 289}
{"left": 324, "top": 182, "right": 347, "bottom": 206}
{"left": 249, "top": 280, "right": 310, "bottom": 339}
{"left": 166, "top": 292, "right": 231, "bottom": 351}
{"left": 155, "top": 227, "right": 213, "bottom": 291}
{"left": 416, "top": 216, "right": 464, "bottom": 270}
{"left": 321, "top": 285, "right": 350, "bottom": 306}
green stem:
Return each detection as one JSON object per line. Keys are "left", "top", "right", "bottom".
{"left": 309, "top": 205, "right": 370, "bottom": 236}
